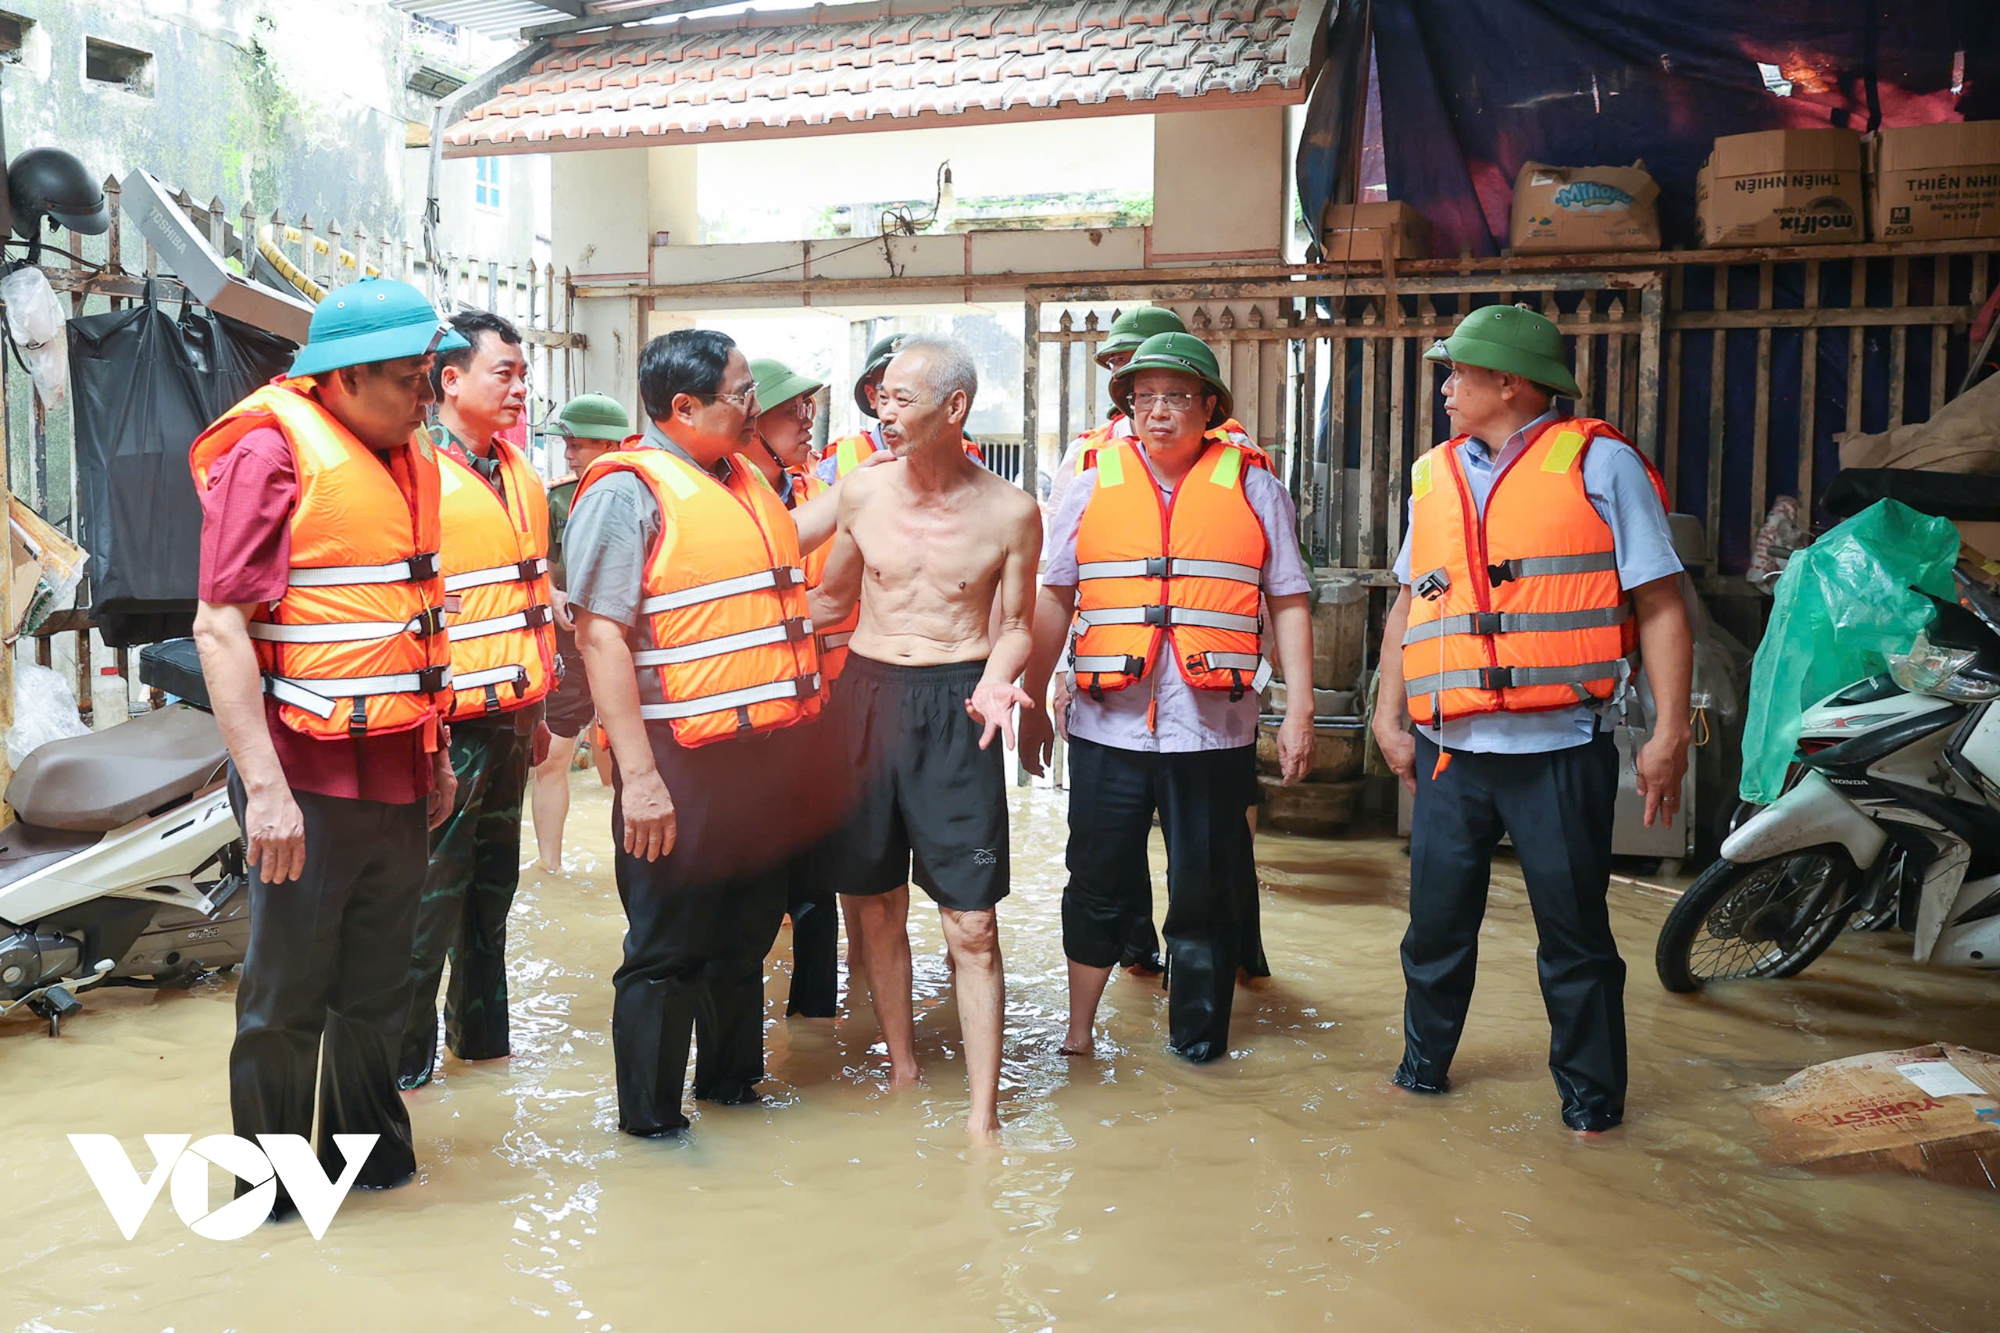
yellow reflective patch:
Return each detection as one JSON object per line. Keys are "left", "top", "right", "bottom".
{"left": 1411, "top": 455, "right": 1433, "bottom": 501}
{"left": 1210, "top": 445, "right": 1244, "bottom": 489}
{"left": 836, "top": 436, "right": 864, "bottom": 477}
{"left": 1540, "top": 427, "right": 1588, "bottom": 475}
{"left": 660, "top": 457, "right": 701, "bottom": 499}
{"left": 1097, "top": 445, "right": 1126, "bottom": 488}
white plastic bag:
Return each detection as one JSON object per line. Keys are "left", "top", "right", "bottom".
{"left": 8, "top": 660, "right": 90, "bottom": 768}
{"left": 0, "top": 265, "right": 69, "bottom": 410}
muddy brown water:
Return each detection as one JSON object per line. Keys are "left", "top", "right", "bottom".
{"left": 4, "top": 775, "right": 1998, "bottom": 1332}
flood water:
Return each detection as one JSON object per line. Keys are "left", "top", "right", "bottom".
{"left": 5, "top": 773, "right": 1998, "bottom": 1332}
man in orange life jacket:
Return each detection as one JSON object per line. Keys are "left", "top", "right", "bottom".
{"left": 566, "top": 330, "right": 844, "bottom": 1136}
{"left": 1046, "top": 305, "right": 1270, "bottom": 980}
{"left": 398, "top": 311, "right": 560, "bottom": 1090}
{"left": 1020, "top": 332, "right": 1315, "bottom": 1062}
{"left": 743, "top": 356, "right": 844, "bottom": 1019}
{"left": 191, "top": 278, "right": 464, "bottom": 1219}
{"left": 1372, "top": 304, "right": 1692, "bottom": 1133}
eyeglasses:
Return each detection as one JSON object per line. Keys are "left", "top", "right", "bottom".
{"left": 705, "top": 384, "right": 760, "bottom": 410}
{"left": 1132, "top": 391, "right": 1201, "bottom": 414}
{"left": 778, "top": 396, "right": 817, "bottom": 421}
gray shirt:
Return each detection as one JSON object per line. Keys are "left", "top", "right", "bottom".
{"left": 1044, "top": 446, "right": 1313, "bottom": 754}
{"left": 1391, "top": 411, "right": 1683, "bottom": 754}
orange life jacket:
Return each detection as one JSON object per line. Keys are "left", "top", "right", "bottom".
{"left": 1402, "top": 416, "right": 1670, "bottom": 725}
{"left": 189, "top": 378, "right": 450, "bottom": 741}
{"left": 437, "top": 436, "right": 558, "bottom": 719}
{"left": 575, "top": 447, "right": 822, "bottom": 747}
{"left": 1072, "top": 416, "right": 1270, "bottom": 474}
{"left": 780, "top": 464, "right": 855, "bottom": 683}
{"left": 1071, "top": 438, "right": 1270, "bottom": 699}
{"left": 833, "top": 430, "right": 984, "bottom": 473}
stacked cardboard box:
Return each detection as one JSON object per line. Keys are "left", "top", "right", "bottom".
{"left": 1317, "top": 202, "right": 1431, "bottom": 263}
{"left": 1868, "top": 121, "right": 2000, "bottom": 241}
{"left": 1696, "top": 129, "right": 1866, "bottom": 247}
{"left": 1508, "top": 161, "right": 1661, "bottom": 253}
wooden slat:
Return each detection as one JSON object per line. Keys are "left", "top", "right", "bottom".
{"left": 1299, "top": 325, "right": 1323, "bottom": 563}
{"left": 1330, "top": 325, "right": 1349, "bottom": 564}
{"left": 1021, "top": 298, "right": 1040, "bottom": 507}
{"left": 1387, "top": 332, "right": 1407, "bottom": 563}
{"left": 1636, "top": 283, "right": 1663, "bottom": 464}
{"left": 1414, "top": 297, "right": 1435, "bottom": 459}
{"left": 1889, "top": 256, "right": 1909, "bottom": 425}
{"left": 1931, "top": 260, "right": 1950, "bottom": 419}
{"left": 1750, "top": 263, "right": 1774, "bottom": 550}
{"left": 1846, "top": 258, "right": 1867, "bottom": 437}
{"left": 1706, "top": 266, "right": 1727, "bottom": 570}
{"left": 1663, "top": 269, "right": 1682, "bottom": 500}
{"left": 1664, "top": 304, "right": 1973, "bottom": 330}
{"left": 1055, "top": 311, "right": 1073, "bottom": 450}
{"left": 1358, "top": 321, "right": 1381, "bottom": 568}
{"left": 1575, "top": 299, "right": 1597, "bottom": 413}
{"left": 1799, "top": 260, "right": 1820, "bottom": 517}
{"left": 1604, "top": 297, "right": 1626, "bottom": 432}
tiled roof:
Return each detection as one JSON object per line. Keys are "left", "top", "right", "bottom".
{"left": 443, "top": 0, "right": 1324, "bottom": 153}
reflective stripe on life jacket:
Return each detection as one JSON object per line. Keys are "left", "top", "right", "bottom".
{"left": 438, "top": 438, "right": 559, "bottom": 719}
{"left": 1071, "top": 439, "right": 1269, "bottom": 699}
{"left": 190, "top": 377, "right": 450, "bottom": 741}
{"left": 575, "top": 448, "right": 822, "bottom": 747}
{"left": 834, "top": 430, "right": 984, "bottom": 473}
{"left": 1402, "top": 416, "right": 1670, "bottom": 725}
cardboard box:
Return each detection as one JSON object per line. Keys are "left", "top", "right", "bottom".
{"left": 1868, "top": 121, "right": 2000, "bottom": 242}
{"left": 1508, "top": 161, "right": 1661, "bottom": 253}
{"left": 7, "top": 497, "right": 86, "bottom": 640}
{"left": 1318, "top": 202, "right": 1431, "bottom": 263}
{"left": 1751, "top": 1043, "right": 2000, "bottom": 1189}
{"left": 1696, "top": 129, "right": 1866, "bottom": 247}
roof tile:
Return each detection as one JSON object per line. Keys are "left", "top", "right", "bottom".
{"left": 451, "top": 0, "right": 1316, "bottom": 150}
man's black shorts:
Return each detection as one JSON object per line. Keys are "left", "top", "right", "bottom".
{"left": 821, "top": 654, "right": 1009, "bottom": 913}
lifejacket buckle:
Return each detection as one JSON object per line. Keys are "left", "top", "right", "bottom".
{"left": 1469, "top": 611, "right": 1504, "bottom": 636}
{"left": 780, "top": 616, "right": 812, "bottom": 642}
{"left": 410, "top": 552, "right": 441, "bottom": 581}
{"left": 1486, "top": 561, "right": 1515, "bottom": 586}
{"left": 410, "top": 607, "right": 447, "bottom": 637}
{"left": 1477, "top": 666, "right": 1516, "bottom": 690}
{"left": 1141, "top": 604, "right": 1170, "bottom": 626}
{"left": 417, "top": 664, "right": 451, "bottom": 694}
{"left": 1143, "top": 556, "right": 1171, "bottom": 578}
{"left": 524, "top": 603, "right": 555, "bottom": 629}
{"left": 771, "top": 566, "right": 803, "bottom": 590}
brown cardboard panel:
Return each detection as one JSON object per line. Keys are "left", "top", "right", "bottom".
{"left": 1868, "top": 121, "right": 2000, "bottom": 242}
{"left": 1318, "top": 202, "right": 1432, "bottom": 262}
{"left": 1696, "top": 129, "right": 1866, "bottom": 247}
{"left": 1752, "top": 1044, "right": 2000, "bottom": 1189}
{"left": 1508, "top": 161, "right": 1661, "bottom": 253}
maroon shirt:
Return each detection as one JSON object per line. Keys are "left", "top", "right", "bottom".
{"left": 197, "top": 422, "right": 432, "bottom": 804}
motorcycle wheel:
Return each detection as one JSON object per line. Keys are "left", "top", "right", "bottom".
{"left": 1655, "top": 846, "right": 1856, "bottom": 993}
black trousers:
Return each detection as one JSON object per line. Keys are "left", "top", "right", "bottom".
{"left": 1062, "top": 737, "right": 1256, "bottom": 1062}
{"left": 609, "top": 723, "right": 801, "bottom": 1135}
{"left": 227, "top": 770, "right": 429, "bottom": 1210}
{"left": 782, "top": 845, "right": 840, "bottom": 1017}
{"left": 1396, "top": 732, "right": 1627, "bottom": 1130}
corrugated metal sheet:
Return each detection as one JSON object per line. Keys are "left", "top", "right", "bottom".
{"left": 391, "top": 0, "right": 577, "bottom": 39}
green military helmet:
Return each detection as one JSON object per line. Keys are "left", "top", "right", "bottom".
{"left": 750, "top": 357, "right": 824, "bottom": 414}
{"left": 552, "top": 392, "right": 631, "bottom": 442}
{"left": 1109, "top": 331, "right": 1233, "bottom": 429}
{"left": 1422, "top": 303, "right": 1580, "bottom": 398}
{"left": 1094, "top": 306, "right": 1186, "bottom": 369}
{"left": 853, "top": 333, "right": 908, "bottom": 419}
{"left": 288, "top": 277, "right": 466, "bottom": 379}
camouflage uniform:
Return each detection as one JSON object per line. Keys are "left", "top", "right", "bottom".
{"left": 399, "top": 718, "right": 533, "bottom": 1088}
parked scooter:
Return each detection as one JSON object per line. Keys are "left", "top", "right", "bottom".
{"left": 0, "top": 640, "right": 245, "bottom": 1034}
{"left": 1655, "top": 565, "right": 2000, "bottom": 991}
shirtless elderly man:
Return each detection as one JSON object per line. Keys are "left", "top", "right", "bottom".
{"left": 810, "top": 336, "right": 1042, "bottom": 1139}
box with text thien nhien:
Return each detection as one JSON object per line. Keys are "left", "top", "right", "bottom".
{"left": 1751, "top": 1043, "right": 2000, "bottom": 1189}
{"left": 1508, "top": 161, "right": 1662, "bottom": 253}
{"left": 1868, "top": 121, "right": 2000, "bottom": 241}
{"left": 1696, "top": 129, "right": 1866, "bottom": 246}
{"left": 1317, "top": 202, "right": 1432, "bottom": 263}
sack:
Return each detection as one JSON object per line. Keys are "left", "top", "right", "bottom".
{"left": 7, "top": 660, "right": 90, "bottom": 768}
{"left": 1740, "top": 499, "right": 1960, "bottom": 803}
{"left": 1, "top": 266, "right": 70, "bottom": 410}
{"left": 66, "top": 288, "right": 295, "bottom": 647}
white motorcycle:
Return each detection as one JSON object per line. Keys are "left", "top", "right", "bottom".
{"left": 0, "top": 641, "right": 246, "bottom": 1034}
{"left": 1655, "top": 567, "right": 2000, "bottom": 991}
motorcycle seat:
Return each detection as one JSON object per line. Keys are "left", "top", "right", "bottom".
{"left": 4, "top": 704, "right": 229, "bottom": 833}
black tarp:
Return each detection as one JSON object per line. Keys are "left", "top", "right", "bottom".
{"left": 67, "top": 291, "right": 295, "bottom": 647}
{"left": 1300, "top": 1, "right": 1998, "bottom": 257}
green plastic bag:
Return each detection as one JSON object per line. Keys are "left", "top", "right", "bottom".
{"left": 1739, "top": 499, "right": 1959, "bottom": 803}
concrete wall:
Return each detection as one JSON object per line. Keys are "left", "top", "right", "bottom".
{"left": 1150, "top": 106, "right": 1289, "bottom": 261}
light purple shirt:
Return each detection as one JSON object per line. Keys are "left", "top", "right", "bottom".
{"left": 1044, "top": 445, "right": 1312, "bottom": 754}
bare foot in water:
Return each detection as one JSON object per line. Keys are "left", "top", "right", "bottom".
{"left": 887, "top": 1059, "right": 921, "bottom": 1090}
{"left": 537, "top": 858, "right": 561, "bottom": 874}
{"left": 1057, "top": 1029, "right": 1096, "bottom": 1057}
{"left": 966, "top": 1111, "right": 1001, "bottom": 1142}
